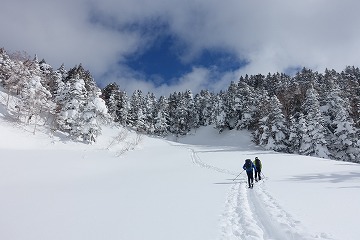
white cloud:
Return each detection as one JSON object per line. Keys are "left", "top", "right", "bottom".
{"left": 1, "top": 0, "right": 360, "bottom": 96}
{"left": 100, "top": 66, "right": 211, "bottom": 97}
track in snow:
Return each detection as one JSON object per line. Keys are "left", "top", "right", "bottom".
{"left": 189, "top": 148, "right": 335, "bottom": 240}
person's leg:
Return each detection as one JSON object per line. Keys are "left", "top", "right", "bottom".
{"left": 254, "top": 171, "right": 258, "bottom": 181}
{"left": 258, "top": 170, "right": 262, "bottom": 180}
{"left": 247, "top": 172, "right": 251, "bottom": 187}
{"left": 249, "top": 172, "right": 254, "bottom": 187}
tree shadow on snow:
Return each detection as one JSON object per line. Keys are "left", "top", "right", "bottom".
{"left": 338, "top": 186, "right": 360, "bottom": 189}
{"left": 287, "top": 172, "right": 360, "bottom": 186}
{"left": 214, "top": 181, "right": 245, "bottom": 185}
{"left": 334, "top": 163, "right": 360, "bottom": 167}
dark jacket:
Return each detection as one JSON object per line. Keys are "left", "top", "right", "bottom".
{"left": 254, "top": 158, "right": 262, "bottom": 171}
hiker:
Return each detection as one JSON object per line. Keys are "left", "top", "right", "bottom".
{"left": 254, "top": 157, "right": 262, "bottom": 182}
{"left": 243, "top": 159, "right": 256, "bottom": 188}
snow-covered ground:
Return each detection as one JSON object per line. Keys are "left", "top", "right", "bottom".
{"left": 0, "top": 118, "right": 359, "bottom": 240}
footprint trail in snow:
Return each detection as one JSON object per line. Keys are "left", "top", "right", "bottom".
{"left": 190, "top": 148, "right": 335, "bottom": 240}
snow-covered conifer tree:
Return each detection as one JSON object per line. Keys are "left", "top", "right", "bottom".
{"left": 128, "top": 90, "right": 147, "bottom": 133}
{"left": 56, "top": 76, "right": 87, "bottom": 138}
{"left": 169, "top": 90, "right": 195, "bottom": 135}
{"left": 341, "top": 66, "right": 360, "bottom": 128}
{"left": 194, "top": 90, "right": 215, "bottom": 127}
{"left": 0, "top": 48, "right": 21, "bottom": 107}
{"left": 236, "top": 81, "right": 256, "bottom": 130}
{"left": 182, "top": 90, "right": 197, "bottom": 133}
{"left": 324, "top": 86, "right": 360, "bottom": 161}
{"left": 81, "top": 88, "right": 108, "bottom": 142}
{"left": 0, "top": 48, "right": 14, "bottom": 87}
{"left": 288, "top": 114, "right": 301, "bottom": 153}
{"left": 117, "top": 91, "right": 130, "bottom": 126}
{"left": 299, "top": 87, "right": 330, "bottom": 158}
{"left": 144, "top": 92, "right": 157, "bottom": 134}
{"left": 265, "top": 96, "right": 288, "bottom": 151}
{"left": 167, "top": 92, "right": 181, "bottom": 135}
{"left": 252, "top": 89, "right": 271, "bottom": 143}
{"left": 102, "top": 83, "right": 121, "bottom": 121}
{"left": 153, "top": 96, "right": 169, "bottom": 136}
{"left": 214, "top": 93, "right": 227, "bottom": 132}
{"left": 223, "top": 81, "right": 240, "bottom": 129}
{"left": 55, "top": 65, "right": 108, "bottom": 142}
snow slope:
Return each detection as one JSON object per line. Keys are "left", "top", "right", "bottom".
{"left": 0, "top": 119, "right": 359, "bottom": 240}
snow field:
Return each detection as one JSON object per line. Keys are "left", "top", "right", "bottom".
{"left": 0, "top": 122, "right": 360, "bottom": 239}
{"left": 189, "top": 143, "right": 335, "bottom": 240}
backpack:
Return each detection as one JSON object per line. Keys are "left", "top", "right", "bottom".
{"left": 245, "top": 159, "right": 252, "bottom": 170}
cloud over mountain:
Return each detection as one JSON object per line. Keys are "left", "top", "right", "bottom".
{"left": 2, "top": 0, "right": 360, "bottom": 95}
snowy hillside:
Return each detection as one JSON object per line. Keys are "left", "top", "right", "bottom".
{"left": 0, "top": 116, "right": 360, "bottom": 240}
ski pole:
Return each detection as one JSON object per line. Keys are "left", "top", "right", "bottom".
{"left": 233, "top": 170, "right": 244, "bottom": 181}
{"left": 261, "top": 172, "right": 266, "bottom": 178}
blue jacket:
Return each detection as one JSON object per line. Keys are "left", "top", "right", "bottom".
{"left": 243, "top": 161, "right": 257, "bottom": 173}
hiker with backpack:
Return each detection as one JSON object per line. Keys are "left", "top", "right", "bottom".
{"left": 253, "top": 157, "right": 262, "bottom": 182}
{"left": 243, "top": 159, "right": 257, "bottom": 188}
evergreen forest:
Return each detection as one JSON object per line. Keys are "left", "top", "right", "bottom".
{"left": 1, "top": 48, "right": 359, "bottom": 162}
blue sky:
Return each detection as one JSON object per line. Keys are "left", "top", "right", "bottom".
{"left": 125, "top": 33, "right": 246, "bottom": 86}
{"left": 1, "top": 0, "right": 360, "bottom": 96}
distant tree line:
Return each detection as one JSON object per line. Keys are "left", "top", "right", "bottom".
{"left": 1, "top": 47, "right": 360, "bottom": 162}
{"left": 102, "top": 67, "right": 360, "bottom": 162}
